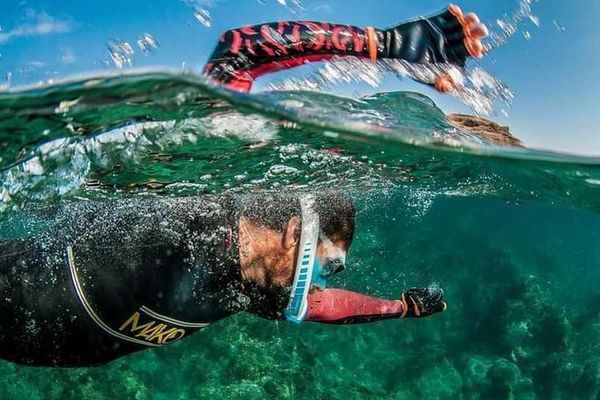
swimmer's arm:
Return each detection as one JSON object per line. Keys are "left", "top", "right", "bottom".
{"left": 305, "top": 288, "right": 446, "bottom": 324}
{"left": 242, "top": 288, "right": 404, "bottom": 322}
{"left": 203, "top": 6, "right": 487, "bottom": 92}
{"left": 305, "top": 288, "right": 406, "bottom": 324}
{"left": 203, "top": 20, "right": 380, "bottom": 91}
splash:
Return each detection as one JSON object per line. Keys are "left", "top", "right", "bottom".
{"left": 187, "top": 0, "right": 305, "bottom": 27}
{"left": 255, "top": 0, "right": 305, "bottom": 12}
{"left": 0, "top": 71, "right": 11, "bottom": 90}
{"left": 272, "top": 0, "right": 304, "bottom": 13}
{"left": 105, "top": 39, "right": 135, "bottom": 69}
{"left": 553, "top": 20, "right": 566, "bottom": 32}
{"left": 136, "top": 33, "right": 160, "bottom": 55}
{"left": 0, "top": 112, "right": 281, "bottom": 211}
{"left": 183, "top": 0, "right": 213, "bottom": 28}
{"left": 194, "top": 7, "right": 212, "bottom": 28}
{"left": 486, "top": 0, "right": 540, "bottom": 50}
{"left": 267, "top": 57, "right": 514, "bottom": 116}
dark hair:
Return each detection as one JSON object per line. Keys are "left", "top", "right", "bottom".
{"left": 240, "top": 191, "right": 355, "bottom": 247}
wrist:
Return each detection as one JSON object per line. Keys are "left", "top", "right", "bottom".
{"left": 365, "top": 27, "right": 377, "bottom": 61}
{"left": 376, "top": 28, "right": 391, "bottom": 59}
{"left": 396, "top": 298, "right": 409, "bottom": 318}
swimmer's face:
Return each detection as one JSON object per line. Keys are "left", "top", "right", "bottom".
{"left": 239, "top": 213, "right": 351, "bottom": 292}
{"left": 315, "top": 238, "right": 349, "bottom": 279}
{"left": 277, "top": 216, "right": 350, "bottom": 285}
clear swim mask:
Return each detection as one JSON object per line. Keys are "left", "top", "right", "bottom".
{"left": 284, "top": 195, "right": 347, "bottom": 323}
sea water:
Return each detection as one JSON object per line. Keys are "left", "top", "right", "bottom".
{"left": 0, "top": 71, "right": 600, "bottom": 399}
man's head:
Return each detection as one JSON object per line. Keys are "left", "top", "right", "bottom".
{"left": 238, "top": 191, "right": 355, "bottom": 291}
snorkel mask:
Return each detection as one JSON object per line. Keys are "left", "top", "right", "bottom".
{"left": 284, "top": 195, "right": 347, "bottom": 323}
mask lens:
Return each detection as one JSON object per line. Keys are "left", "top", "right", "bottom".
{"left": 320, "top": 257, "right": 346, "bottom": 278}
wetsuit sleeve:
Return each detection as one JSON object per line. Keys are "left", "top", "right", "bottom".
{"left": 203, "top": 6, "right": 479, "bottom": 91}
{"left": 305, "top": 288, "right": 406, "bottom": 324}
{"left": 203, "top": 21, "right": 382, "bottom": 91}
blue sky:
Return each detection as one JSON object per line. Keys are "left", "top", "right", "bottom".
{"left": 0, "top": 0, "right": 598, "bottom": 155}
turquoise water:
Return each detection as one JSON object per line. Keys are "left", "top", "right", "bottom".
{"left": 1, "top": 71, "right": 600, "bottom": 399}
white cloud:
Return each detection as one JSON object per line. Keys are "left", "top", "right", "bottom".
{"left": 24, "top": 60, "right": 46, "bottom": 68}
{"left": 0, "top": 11, "right": 72, "bottom": 45}
{"left": 312, "top": 3, "right": 332, "bottom": 12}
{"left": 61, "top": 47, "right": 77, "bottom": 64}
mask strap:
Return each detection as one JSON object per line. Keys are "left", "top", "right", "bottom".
{"left": 284, "top": 195, "right": 320, "bottom": 324}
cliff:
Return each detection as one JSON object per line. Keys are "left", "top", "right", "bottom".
{"left": 448, "top": 114, "right": 524, "bottom": 148}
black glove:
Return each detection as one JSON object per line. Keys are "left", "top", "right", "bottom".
{"left": 379, "top": 6, "right": 477, "bottom": 67}
{"left": 400, "top": 287, "right": 447, "bottom": 318}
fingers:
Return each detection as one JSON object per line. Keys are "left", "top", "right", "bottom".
{"left": 470, "top": 22, "right": 489, "bottom": 39}
{"left": 402, "top": 287, "right": 447, "bottom": 317}
{"left": 465, "top": 16, "right": 488, "bottom": 55}
{"left": 464, "top": 12, "right": 480, "bottom": 25}
{"left": 409, "top": 295, "right": 421, "bottom": 317}
{"left": 435, "top": 75, "right": 456, "bottom": 93}
{"left": 469, "top": 40, "right": 484, "bottom": 56}
{"left": 448, "top": 4, "right": 488, "bottom": 58}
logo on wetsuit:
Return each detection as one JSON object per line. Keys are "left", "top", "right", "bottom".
{"left": 119, "top": 309, "right": 186, "bottom": 345}
{"left": 67, "top": 245, "right": 209, "bottom": 347}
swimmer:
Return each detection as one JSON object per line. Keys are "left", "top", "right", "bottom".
{"left": 0, "top": 193, "right": 445, "bottom": 366}
{"left": 0, "top": 5, "right": 487, "bottom": 367}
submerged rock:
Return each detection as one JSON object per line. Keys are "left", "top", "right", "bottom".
{"left": 447, "top": 114, "right": 524, "bottom": 148}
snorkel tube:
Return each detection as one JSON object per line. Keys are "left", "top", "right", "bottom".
{"left": 284, "top": 195, "right": 320, "bottom": 324}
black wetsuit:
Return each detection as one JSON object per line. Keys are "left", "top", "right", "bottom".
{"left": 0, "top": 196, "right": 248, "bottom": 366}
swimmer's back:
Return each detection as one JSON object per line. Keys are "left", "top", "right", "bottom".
{"left": 0, "top": 196, "right": 242, "bottom": 366}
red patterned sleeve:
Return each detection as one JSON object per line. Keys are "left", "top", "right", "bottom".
{"left": 203, "top": 21, "right": 384, "bottom": 91}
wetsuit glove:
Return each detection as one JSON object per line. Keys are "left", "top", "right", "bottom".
{"left": 400, "top": 287, "right": 447, "bottom": 318}
{"left": 380, "top": 6, "right": 480, "bottom": 67}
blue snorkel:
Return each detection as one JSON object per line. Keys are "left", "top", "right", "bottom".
{"left": 284, "top": 195, "right": 348, "bottom": 323}
{"left": 284, "top": 195, "right": 320, "bottom": 324}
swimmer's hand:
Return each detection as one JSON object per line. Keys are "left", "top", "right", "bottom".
{"left": 382, "top": 5, "right": 488, "bottom": 92}
{"left": 400, "top": 287, "right": 447, "bottom": 318}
